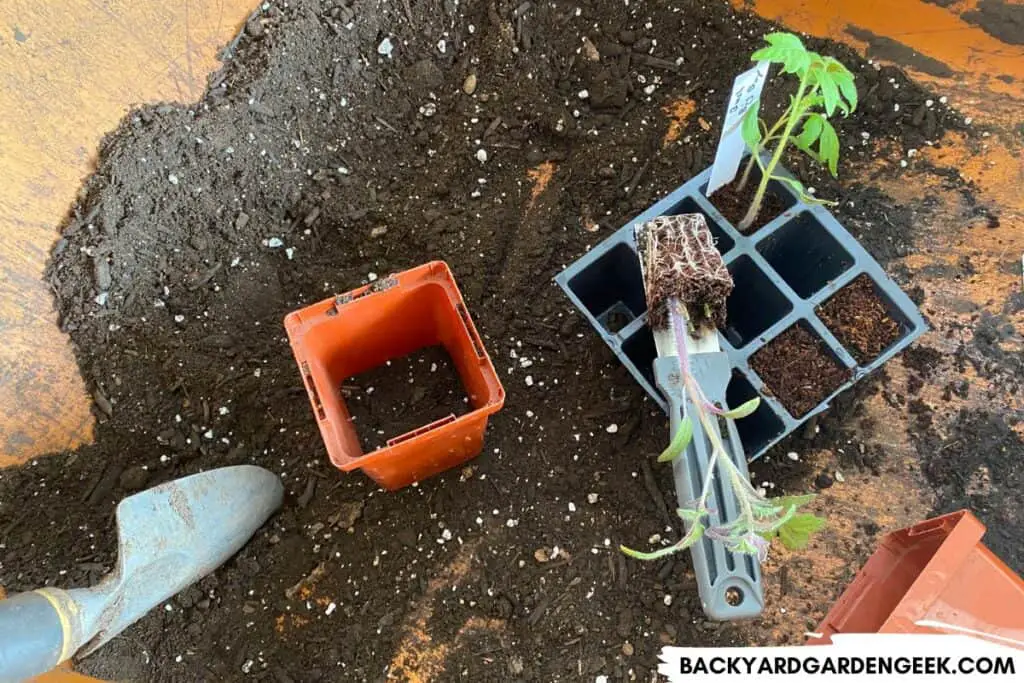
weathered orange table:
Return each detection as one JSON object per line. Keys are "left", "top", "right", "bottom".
{"left": 0, "top": 0, "right": 257, "bottom": 467}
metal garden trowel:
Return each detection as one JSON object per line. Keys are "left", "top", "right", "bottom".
{"left": 635, "top": 214, "right": 765, "bottom": 621}
{"left": 0, "top": 465, "right": 284, "bottom": 682}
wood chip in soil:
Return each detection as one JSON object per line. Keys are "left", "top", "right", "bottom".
{"left": 750, "top": 324, "right": 851, "bottom": 418}
{"left": 817, "top": 274, "right": 902, "bottom": 364}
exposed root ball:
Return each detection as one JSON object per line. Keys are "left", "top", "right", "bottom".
{"left": 637, "top": 214, "right": 733, "bottom": 330}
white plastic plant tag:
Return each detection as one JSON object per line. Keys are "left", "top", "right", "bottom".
{"left": 705, "top": 62, "right": 769, "bottom": 196}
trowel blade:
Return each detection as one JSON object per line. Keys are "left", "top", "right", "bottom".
{"left": 73, "top": 465, "right": 283, "bottom": 655}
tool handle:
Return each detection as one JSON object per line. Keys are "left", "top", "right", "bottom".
{"left": 655, "top": 355, "right": 765, "bottom": 621}
{"left": 0, "top": 591, "right": 66, "bottom": 682}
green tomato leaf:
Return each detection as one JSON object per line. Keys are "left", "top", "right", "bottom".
{"left": 794, "top": 114, "right": 824, "bottom": 152}
{"left": 818, "top": 118, "right": 840, "bottom": 176}
{"left": 676, "top": 507, "right": 705, "bottom": 524}
{"left": 621, "top": 523, "right": 705, "bottom": 560}
{"left": 772, "top": 174, "right": 808, "bottom": 197}
{"left": 620, "top": 544, "right": 681, "bottom": 561}
{"left": 657, "top": 416, "right": 693, "bottom": 462}
{"left": 741, "top": 102, "right": 762, "bottom": 150}
{"left": 751, "top": 32, "right": 810, "bottom": 75}
{"left": 817, "top": 71, "right": 841, "bottom": 117}
{"left": 770, "top": 493, "right": 817, "bottom": 510}
{"left": 721, "top": 397, "right": 761, "bottom": 420}
{"left": 777, "top": 513, "right": 826, "bottom": 550}
{"left": 825, "top": 57, "right": 857, "bottom": 113}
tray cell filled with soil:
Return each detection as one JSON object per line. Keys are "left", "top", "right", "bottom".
{"left": 705, "top": 168, "right": 796, "bottom": 233}
{"left": 345, "top": 346, "right": 469, "bottom": 451}
{"left": 817, "top": 274, "right": 908, "bottom": 365}
{"left": 757, "top": 212, "right": 855, "bottom": 298}
{"left": 567, "top": 241, "right": 647, "bottom": 334}
{"left": 721, "top": 255, "right": 793, "bottom": 348}
{"left": 749, "top": 322, "right": 852, "bottom": 419}
{"left": 726, "top": 370, "right": 786, "bottom": 454}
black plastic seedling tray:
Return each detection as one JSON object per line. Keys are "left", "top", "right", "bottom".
{"left": 556, "top": 162, "right": 926, "bottom": 461}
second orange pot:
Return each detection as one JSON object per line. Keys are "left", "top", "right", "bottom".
{"left": 809, "top": 510, "right": 1024, "bottom": 646}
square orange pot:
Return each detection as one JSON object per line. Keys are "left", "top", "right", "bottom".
{"left": 284, "top": 262, "right": 505, "bottom": 490}
{"left": 808, "top": 510, "right": 1024, "bottom": 645}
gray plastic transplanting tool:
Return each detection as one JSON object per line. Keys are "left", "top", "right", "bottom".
{"left": 637, "top": 216, "right": 764, "bottom": 621}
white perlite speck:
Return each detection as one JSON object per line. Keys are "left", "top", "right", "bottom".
{"left": 606, "top": 423, "right": 618, "bottom": 434}
{"left": 377, "top": 37, "right": 394, "bottom": 58}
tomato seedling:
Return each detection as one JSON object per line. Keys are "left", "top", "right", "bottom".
{"left": 736, "top": 32, "right": 858, "bottom": 232}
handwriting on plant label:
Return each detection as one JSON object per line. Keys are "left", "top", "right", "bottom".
{"left": 706, "top": 62, "right": 769, "bottom": 196}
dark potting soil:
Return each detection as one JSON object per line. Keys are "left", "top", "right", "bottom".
{"left": 347, "top": 346, "right": 469, "bottom": 451}
{"left": 817, "top": 274, "right": 903, "bottom": 364}
{"left": 750, "top": 325, "right": 852, "bottom": 418}
{"left": 708, "top": 180, "right": 789, "bottom": 233}
{"left": 0, "top": 0, "right": 990, "bottom": 680}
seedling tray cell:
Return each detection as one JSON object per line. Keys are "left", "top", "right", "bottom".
{"left": 556, "top": 162, "right": 926, "bottom": 461}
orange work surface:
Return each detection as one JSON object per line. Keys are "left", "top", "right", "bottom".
{"left": 0, "top": 0, "right": 257, "bottom": 467}
{"left": 737, "top": 0, "right": 1024, "bottom": 121}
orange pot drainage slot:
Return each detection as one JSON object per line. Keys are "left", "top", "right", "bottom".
{"left": 285, "top": 261, "right": 505, "bottom": 490}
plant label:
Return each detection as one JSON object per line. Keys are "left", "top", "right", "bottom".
{"left": 706, "top": 62, "right": 769, "bottom": 196}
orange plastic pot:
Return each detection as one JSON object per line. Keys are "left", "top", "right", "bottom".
{"left": 285, "top": 261, "right": 505, "bottom": 490}
{"left": 809, "top": 510, "right": 1024, "bottom": 645}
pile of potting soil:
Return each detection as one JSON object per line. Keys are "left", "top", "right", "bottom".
{"left": 2, "top": 1, "right": 1018, "bottom": 681}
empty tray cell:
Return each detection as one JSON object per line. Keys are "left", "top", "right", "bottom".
{"left": 664, "top": 196, "right": 735, "bottom": 255}
{"left": 749, "top": 321, "right": 852, "bottom": 419}
{"left": 816, "top": 274, "right": 913, "bottom": 365}
{"left": 600, "top": 302, "right": 635, "bottom": 334}
{"left": 621, "top": 324, "right": 658, "bottom": 391}
{"left": 726, "top": 371, "right": 784, "bottom": 455}
{"left": 721, "top": 255, "right": 792, "bottom": 348}
{"left": 568, "top": 242, "right": 646, "bottom": 332}
{"left": 757, "top": 213, "right": 854, "bottom": 298}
